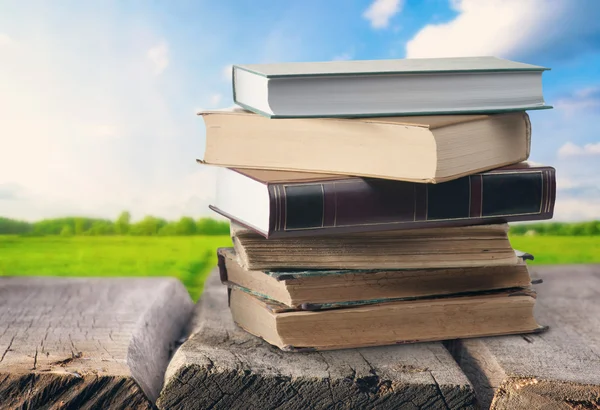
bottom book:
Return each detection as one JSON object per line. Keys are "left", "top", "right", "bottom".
{"left": 229, "top": 286, "right": 546, "bottom": 351}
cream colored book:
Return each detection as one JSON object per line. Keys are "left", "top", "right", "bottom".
{"left": 199, "top": 109, "right": 531, "bottom": 183}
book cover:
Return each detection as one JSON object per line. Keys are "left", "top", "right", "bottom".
{"left": 232, "top": 57, "right": 551, "bottom": 118}
{"left": 233, "top": 56, "right": 549, "bottom": 78}
{"left": 210, "top": 163, "right": 556, "bottom": 238}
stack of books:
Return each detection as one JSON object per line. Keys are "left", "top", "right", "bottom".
{"left": 200, "top": 56, "right": 556, "bottom": 351}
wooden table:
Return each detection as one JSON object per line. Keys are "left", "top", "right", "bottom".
{"left": 0, "top": 277, "right": 193, "bottom": 409}
{"left": 1, "top": 265, "right": 599, "bottom": 409}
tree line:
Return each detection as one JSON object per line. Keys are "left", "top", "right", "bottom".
{"left": 0, "top": 213, "right": 598, "bottom": 236}
{"left": 0, "top": 212, "right": 230, "bottom": 236}
{"left": 508, "top": 221, "right": 600, "bottom": 236}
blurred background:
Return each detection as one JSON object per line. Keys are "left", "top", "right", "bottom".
{"left": 1, "top": 0, "right": 599, "bottom": 300}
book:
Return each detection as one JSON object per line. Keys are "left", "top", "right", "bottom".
{"left": 199, "top": 109, "right": 531, "bottom": 183}
{"left": 228, "top": 286, "right": 545, "bottom": 351}
{"left": 211, "top": 163, "right": 556, "bottom": 239}
{"left": 217, "top": 247, "right": 533, "bottom": 309}
{"left": 231, "top": 56, "right": 551, "bottom": 118}
{"left": 230, "top": 222, "right": 517, "bottom": 270}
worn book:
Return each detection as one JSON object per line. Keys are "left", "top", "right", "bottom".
{"left": 228, "top": 286, "right": 545, "bottom": 351}
{"left": 211, "top": 163, "right": 556, "bottom": 239}
{"left": 218, "top": 247, "right": 533, "bottom": 309}
{"left": 230, "top": 222, "right": 517, "bottom": 270}
{"left": 199, "top": 109, "right": 531, "bottom": 183}
{"left": 231, "top": 56, "right": 550, "bottom": 118}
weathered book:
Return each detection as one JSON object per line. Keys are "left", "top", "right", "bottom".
{"left": 228, "top": 286, "right": 545, "bottom": 351}
{"left": 231, "top": 56, "right": 550, "bottom": 118}
{"left": 231, "top": 222, "right": 518, "bottom": 270}
{"left": 211, "top": 163, "right": 556, "bottom": 239}
{"left": 217, "top": 247, "right": 533, "bottom": 309}
{"left": 199, "top": 109, "right": 531, "bottom": 183}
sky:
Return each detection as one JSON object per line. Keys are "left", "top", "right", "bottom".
{"left": 1, "top": 0, "right": 599, "bottom": 222}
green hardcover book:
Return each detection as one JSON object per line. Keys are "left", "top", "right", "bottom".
{"left": 232, "top": 56, "right": 551, "bottom": 118}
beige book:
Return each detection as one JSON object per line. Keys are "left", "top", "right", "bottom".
{"left": 199, "top": 108, "right": 531, "bottom": 183}
{"left": 229, "top": 287, "right": 544, "bottom": 351}
{"left": 218, "top": 248, "right": 532, "bottom": 309}
{"left": 231, "top": 222, "right": 518, "bottom": 270}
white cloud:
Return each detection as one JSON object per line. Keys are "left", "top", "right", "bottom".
{"left": 332, "top": 52, "right": 353, "bottom": 61}
{"left": 0, "top": 183, "right": 23, "bottom": 200}
{"left": 406, "top": 0, "right": 545, "bottom": 58}
{"left": 553, "top": 198, "right": 600, "bottom": 221}
{"left": 556, "top": 177, "right": 579, "bottom": 191}
{"left": 555, "top": 86, "right": 600, "bottom": 117}
{"left": 147, "top": 40, "right": 169, "bottom": 75}
{"left": 222, "top": 64, "right": 232, "bottom": 81}
{"left": 550, "top": 150, "right": 600, "bottom": 221}
{"left": 558, "top": 142, "right": 600, "bottom": 158}
{"left": 556, "top": 176, "right": 600, "bottom": 194}
{"left": 558, "top": 142, "right": 585, "bottom": 157}
{"left": 405, "top": 0, "right": 598, "bottom": 59}
{"left": 0, "top": 9, "right": 219, "bottom": 221}
{"left": 124, "top": 166, "right": 219, "bottom": 221}
{"left": 575, "top": 87, "right": 600, "bottom": 99}
{"left": 209, "top": 93, "right": 222, "bottom": 107}
{"left": 0, "top": 33, "right": 15, "bottom": 48}
{"left": 91, "top": 124, "right": 119, "bottom": 139}
{"left": 363, "top": 0, "right": 403, "bottom": 29}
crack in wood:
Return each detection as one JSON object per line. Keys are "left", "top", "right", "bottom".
{"left": 32, "top": 348, "right": 38, "bottom": 370}
{"left": 0, "top": 335, "right": 15, "bottom": 363}
{"left": 430, "top": 372, "right": 451, "bottom": 410}
{"left": 0, "top": 276, "right": 193, "bottom": 409}
{"left": 51, "top": 351, "right": 83, "bottom": 366}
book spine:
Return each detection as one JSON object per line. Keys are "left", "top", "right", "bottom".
{"left": 266, "top": 167, "right": 555, "bottom": 238}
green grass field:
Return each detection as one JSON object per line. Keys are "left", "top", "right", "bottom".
{"left": 508, "top": 236, "right": 600, "bottom": 264}
{"left": 0, "top": 235, "right": 598, "bottom": 300}
{"left": 0, "top": 235, "right": 232, "bottom": 300}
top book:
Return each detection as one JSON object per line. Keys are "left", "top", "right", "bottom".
{"left": 232, "top": 56, "right": 551, "bottom": 118}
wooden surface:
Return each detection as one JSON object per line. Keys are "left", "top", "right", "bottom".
{"left": 0, "top": 277, "right": 194, "bottom": 409}
{"left": 158, "top": 270, "right": 477, "bottom": 410}
{"left": 3, "top": 265, "right": 599, "bottom": 409}
{"left": 448, "top": 265, "right": 600, "bottom": 409}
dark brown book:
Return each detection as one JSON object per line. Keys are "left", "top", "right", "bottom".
{"left": 217, "top": 247, "right": 533, "bottom": 309}
{"left": 228, "top": 286, "right": 545, "bottom": 351}
{"left": 210, "top": 162, "right": 556, "bottom": 238}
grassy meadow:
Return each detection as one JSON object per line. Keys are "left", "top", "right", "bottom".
{"left": 508, "top": 236, "right": 600, "bottom": 264}
{"left": 0, "top": 235, "right": 232, "bottom": 300}
{"left": 0, "top": 234, "right": 598, "bottom": 300}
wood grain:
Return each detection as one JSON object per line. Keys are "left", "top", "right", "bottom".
{"left": 0, "top": 277, "right": 194, "bottom": 409}
{"left": 447, "top": 264, "right": 600, "bottom": 409}
{"left": 157, "top": 269, "right": 477, "bottom": 410}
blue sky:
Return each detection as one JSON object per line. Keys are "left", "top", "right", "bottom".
{"left": 1, "top": 0, "right": 599, "bottom": 221}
